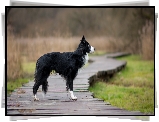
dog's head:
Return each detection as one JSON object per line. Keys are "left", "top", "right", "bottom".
{"left": 78, "top": 35, "right": 95, "bottom": 54}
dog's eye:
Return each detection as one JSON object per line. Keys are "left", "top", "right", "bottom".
{"left": 80, "top": 43, "right": 84, "bottom": 47}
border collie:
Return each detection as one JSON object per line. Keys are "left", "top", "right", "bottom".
{"left": 33, "top": 36, "right": 95, "bottom": 101}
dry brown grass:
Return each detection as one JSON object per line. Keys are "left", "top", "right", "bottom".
{"left": 18, "top": 37, "right": 81, "bottom": 61}
{"left": 16, "top": 36, "right": 111, "bottom": 62}
{"left": 140, "top": 21, "right": 154, "bottom": 60}
{"left": 7, "top": 35, "right": 113, "bottom": 80}
{"left": 7, "top": 30, "right": 154, "bottom": 80}
{"left": 7, "top": 34, "right": 23, "bottom": 80}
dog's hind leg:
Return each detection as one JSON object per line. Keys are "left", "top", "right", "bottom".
{"left": 33, "top": 81, "right": 41, "bottom": 101}
{"left": 33, "top": 76, "right": 49, "bottom": 101}
{"left": 33, "top": 66, "right": 50, "bottom": 101}
{"left": 42, "top": 80, "right": 49, "bottom": 98}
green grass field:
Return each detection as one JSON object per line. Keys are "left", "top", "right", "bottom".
{"left": 89, "top": 55, "right": 154, "bottom": 114}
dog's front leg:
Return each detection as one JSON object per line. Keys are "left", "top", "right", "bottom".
{"left": 69, "top": 81, "right": 77, "bottom": 100}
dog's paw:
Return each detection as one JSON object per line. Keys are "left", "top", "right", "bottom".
{"left": 72, "top": 98, "right": 77, "bottom": 101}
{"left": 71, "top": 96, "right": 77, "bottom": 101}
{"left": 34, "top": 97, "right": 39, "bottom": 101}
{"left": 34, "top": 95, "right": 39, "bottom": 101}
{"left": 69, "top": 91, "right": 77, "bottom": 101}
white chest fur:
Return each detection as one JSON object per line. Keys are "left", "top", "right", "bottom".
{"left": 84, "top": 53, "right": 89, "bottom": 65}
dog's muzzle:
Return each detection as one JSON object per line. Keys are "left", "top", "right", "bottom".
{"left": 90, "top": 46, "right": 95, "bottom": 53}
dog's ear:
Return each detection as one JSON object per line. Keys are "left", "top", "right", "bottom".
{"left": 80, "top": 35, "right": 86, "bottom": 43}
{"left": 82, "top": 35, "right": 85, "bottom": 40}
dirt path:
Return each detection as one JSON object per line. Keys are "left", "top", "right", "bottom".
{"left": 6, "top": 53, "right": 147, "bottom": 120}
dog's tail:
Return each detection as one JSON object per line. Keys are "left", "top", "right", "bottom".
{"left": 42, "top": 80, "right": 49, "bottom": 94}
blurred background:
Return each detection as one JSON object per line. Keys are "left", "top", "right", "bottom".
{"left": 7, "top": 8, "right": 154, "bottom": 81}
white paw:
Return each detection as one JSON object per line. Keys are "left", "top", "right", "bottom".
{"left": 72, "top": 96, "right": 77, "bottom": 101}
{"left": 34, "top": 94, "right": 39, "bottom": 101}
{"left": 34, "top": 97, "right": 39, "bottom": 101}
{"left": 71, "top": 96, "right": 77, "bottom": 100}
{"left": 69, "top": 91, "right": 77, "bottom": 100}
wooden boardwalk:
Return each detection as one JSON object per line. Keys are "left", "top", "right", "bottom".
{"left": 6, "top": 53, "right": 146, "bottom": 119}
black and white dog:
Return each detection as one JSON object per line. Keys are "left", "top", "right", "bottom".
{"left": 33, "top": 36, "right": 95, "bottom": 101}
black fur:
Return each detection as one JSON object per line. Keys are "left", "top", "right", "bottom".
{"left": 33, "top": 36, "right": 94, "bottom": 97}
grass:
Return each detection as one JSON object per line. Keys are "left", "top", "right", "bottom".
{"left": 7, "top": 62, "right": 36, "bottom": 95}
{"left": 89, "top": 55, "right": 154, "bottom": 114}
{"left": 110, "top": 55, "right": 154, "bottom": 88}
{"left": 22, "top": 62, "right": 36, "bottom": 74}
{"left": 7, "top": 78, "right": 29, "bottom": 95}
